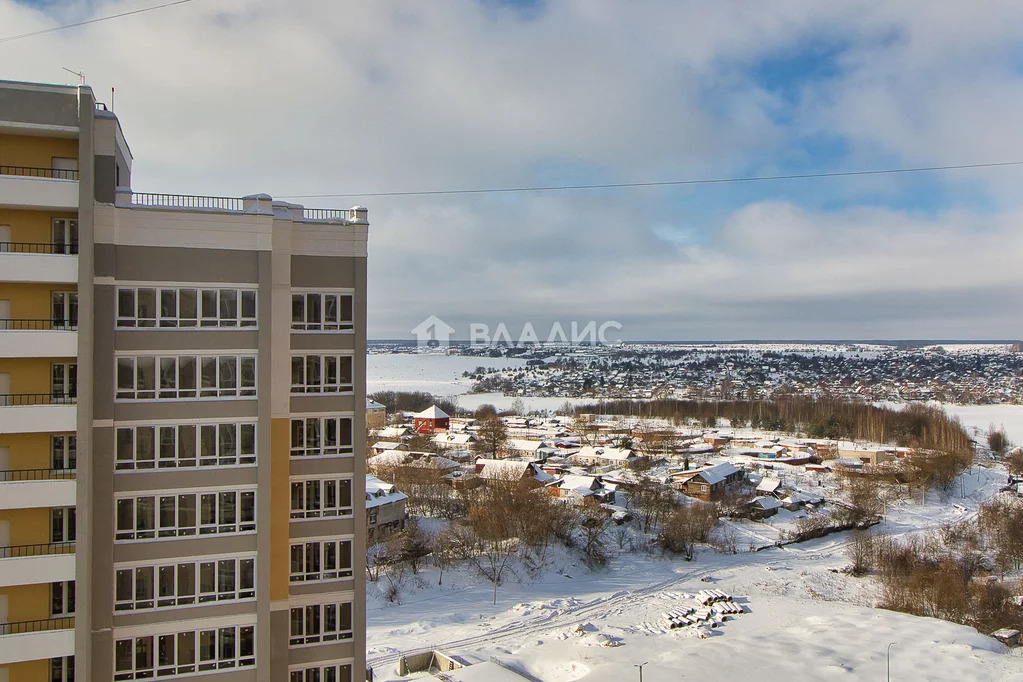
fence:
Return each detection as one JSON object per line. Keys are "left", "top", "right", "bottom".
{"left": 0, "top": 393, "right": 77, "bottom": 406}
{"left": 0, "top": 319, "right": 77, "bottom": 331}
{"left": 0, "top": 166, "right": 78, "bottom": 180}
{"left": 0, "top": 542, "right": 75, "bottom": 559}
{"left": 0, "top": 617, "right": 74, "bottom": 635}
{"left": 129, "top": 192, "right": 245, "bottom": 212}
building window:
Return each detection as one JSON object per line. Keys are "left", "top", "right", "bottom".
{"left": 50, "top": 655, "right": 75, "bottom": 682}
{"left": 290, "top": 662, "right": 353, "bottom": 682}
{"left": 288, "top": 538, "right": 353, "bottom": 583}
{"left": 50, "top": 580, "right": 75, "bottom": 616}
{"left": 115, "top": 354, "right": 255, "bottom": 400}
{"left": 289, "top": 416, "right": 353, "bottom": 457}
{"left": 51, "top": 434, "right": 77, "bottom": 470}
{"left": 51, "top": 218, "right": 78, "bottom": 254}
{"left": 291, "top": 292, "right": 354, "bottom": 332}
{"left": 51, "top": 507, "right": 76, "bottom": 543}
{"left": 289, "top": 477, "right": 353, "bottom": 520}
{"left": 291, "top": 354, "right": 353, "bottom": 394}
{"left": 113, "top": 625, "right": 255, "bottom": 680}
{"left": 115, "top": 422, "right": 256, "bottom": 470}
{"left": 289, "top": 602, "right": 353, "bottom": 646}
{"left": 51, "top": 362, "right": 77, "bottom": 401}
{"left": 51, "top": 291, "right": 78, "bottom": 329}
{"left": 116, "top": 287, "right": 257, "bottom": 328}
{"left": 114, "top": 489, "right": 255, "bottom": 542}
{"left": 114, "top": 556, "right": 255, "bottom": 611}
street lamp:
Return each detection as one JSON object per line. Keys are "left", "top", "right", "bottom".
{"left": 887, "top": 642, "right": 897, "bottom": 681}
{"left": 635, "top": 661, "right": 648, "bottom": 682}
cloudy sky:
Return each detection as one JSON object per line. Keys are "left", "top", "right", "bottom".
{"left": 4, "top": 0, "right": 1023, "bottom": 341}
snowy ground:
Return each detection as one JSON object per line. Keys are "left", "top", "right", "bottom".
{"left": 368, "top": 465, "right": 1023, "bottom": 682}
{"left": 940, "top": 404, "right": 1023, "bottom": 447}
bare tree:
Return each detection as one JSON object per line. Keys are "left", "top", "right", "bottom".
{"left": 847, "top": 530, "right": 875, "bottom": 576}
{"left": 1006, "top": 448, "right": 1023, "bottom": 477}
{"left": 988, "top": 424, "right": 1010, "bottom": 456}
{"left": 658, "top": 502, "right": 718, "bottom": 560}
{"left": 627, "top": 478, "right": 675, "bottom": 533}
{"left": 509, "top": 398, "right": 526, "bottom": 417}
{"left": 578, "top": 505, "right": 611, "bottom": 569}
{"left": 398, "top": 517, "right": 433, "bottom": 574}
{"left": 473, "top": 415, "right": 508, "bottom": 458}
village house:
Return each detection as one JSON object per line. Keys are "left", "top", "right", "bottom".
{"left": 546, "top": 474, "right": 616, "bottom": 506}
{"left": 433, "top": 431, "right": 477, "bottom": 450}
{"left": 569, "top": 446, "right": 636, "bottom": 468}
{"left": 375, "top": 425, "right": 410, "bottom": 440}
{"left": 749, "top": 495, "right": 782, "bottom": 518}
{"left": 670, "top": 461, "right": 744, "bottom": 502}
{"left": 368, "top": 451, "right": 461, "bottom": 477}
{"left": 503, "top": 438, "right": 548, "bottom": 459}
{"left": 473, "top": 459, "right": 555, "bottom": 486}
{"left": 703, "top": 433, "right": 731, "bottom": 448}
{"left": 371, "top": 440, "right": 408, "bottom": 456}
{"left": 414, "top": 405, "right": 451, "bottom": 433}
{"left": 367, "top": 398, "right": 388, "bottom": 429}
{"left": 366, "top": 474, "right": 409, "bottom": 542}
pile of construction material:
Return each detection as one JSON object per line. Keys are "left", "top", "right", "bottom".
{"left": 660, "top": 591, "right": 745, "bottom": 630}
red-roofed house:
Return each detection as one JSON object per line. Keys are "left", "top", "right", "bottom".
{"left": 414, "top": 405, "right": 450, "bottom": 434}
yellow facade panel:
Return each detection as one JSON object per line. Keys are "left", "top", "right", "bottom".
{"left": 0, "top": 432, "right": 57, "bottom": 470}
{"left": 0, "top": 283, "right": 77, "bottom": 322}
{"left": 2, "top": 659, "right": 51, "bottom": 681}
{"left": 0, "top": 508, "right": 52, "bottom": 546}
{"left": 0, "top": 134, "right": 78, "bottom": 171}
{"left": 0, "top": 357, "right": 74, "bottom": 394}
{"left": 0, "top": 208, "right": 77, "bottom": 246}
{"left": 0, "top": 582, "right": 50, "bottom": 622}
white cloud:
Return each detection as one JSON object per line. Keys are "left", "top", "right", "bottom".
{"left": 2, "top": 0, "right": 1021, "bottom": 339}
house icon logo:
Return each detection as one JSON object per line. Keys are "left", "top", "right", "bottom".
{"left": 411, "top": 315, "right": 456, "bottom": 348}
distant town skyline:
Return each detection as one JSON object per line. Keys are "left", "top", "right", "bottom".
{"left": 4, "top": 0, "right": 1023, "bottom": 340}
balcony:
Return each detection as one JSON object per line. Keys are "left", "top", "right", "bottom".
{"left": 0, "top": 469, "right": 76, "bottom": 510}
{"left": 0, "top": 320, "right": 77, "bottom": 358}
{"left": 0, "top": 393, "right": 76, "bottom": 434}
{"left": 0, "top": 243, "right": 77, "bottom": 284}
{"left": 0, "top": 617, "right": 74, "bottom": 665}
{"left": 0, "top": 542, "right": 75, "bottom": 588}
{"left": 0, "top": 166, "right": 78, "bottom": 210}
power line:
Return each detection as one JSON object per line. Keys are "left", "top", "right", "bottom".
{"left": 278, "top": 160, "right": 1023, "bottom": 199}
{"left": 0, "top": 0, "right": 195, "bottom": 44}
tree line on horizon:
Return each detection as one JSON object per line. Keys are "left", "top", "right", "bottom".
{"left": 572, "top": 397, "right": 973, "bottom": 454}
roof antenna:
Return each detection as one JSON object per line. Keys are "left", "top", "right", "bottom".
{"left": 61, "top": 67, "right": 85, "bottom": 85}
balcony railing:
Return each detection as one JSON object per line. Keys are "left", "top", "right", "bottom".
{"left": 0, "top": 468, "right": 76, "bottom": 482}
{"left": 0, "top": 166, "right": 78, "bottom": 181}
{"left": 0, "top": 617, "right": 74, "bottom": 636}
{"left": 0, "top": 241, "right": 78, "bottom": 255}
{"left": 0, "top": 319, "right": 77, "bottom": 331}
{"left": 0, "top": 542, "right": 75, "bottom": 559}
{"left": 302, "top": 207, "right": 355, "bottom": 221}
{"left": 0, "top": 393, "right": 77, "bottom": 407}
{"left": 129, "top": 192, "right": 244, "bottom": 211}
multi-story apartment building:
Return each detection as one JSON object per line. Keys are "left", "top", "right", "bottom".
{"left": 0, "top": 79, "right": 367, "bottom": 682}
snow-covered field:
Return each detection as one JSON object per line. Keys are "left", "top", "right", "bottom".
{"left": 941, "top": 404, "right": 1023, "bottom": 447}
{"left": 368, "top": 466, "right": 1023, "bottom": 681}
{"left": 368, "top": 353, "right": 526, "bottom": 397}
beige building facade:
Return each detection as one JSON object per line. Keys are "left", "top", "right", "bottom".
{"left": 0, "top": 80, "right": 367, "bottom": 682}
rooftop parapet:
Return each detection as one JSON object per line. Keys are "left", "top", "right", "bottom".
{"left": 114, "top": 189, "right": 366, "bottom": 223}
